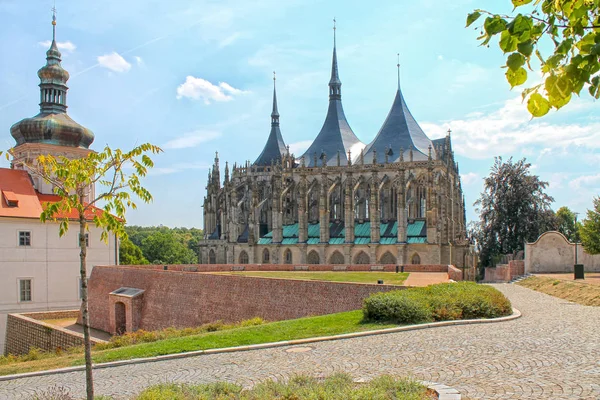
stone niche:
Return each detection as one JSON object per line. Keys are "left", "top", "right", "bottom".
{"left": 108, "top": 287, "right": 144, "bottom": 335}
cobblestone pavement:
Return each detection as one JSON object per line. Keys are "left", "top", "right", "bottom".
{"left": 1, "top": 284, "right": 599, "bottom": 400}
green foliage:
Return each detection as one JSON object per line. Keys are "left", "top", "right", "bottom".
{"left": 473, "top": 157, "right": 555, "bottom": 267}
{"left": 119, "top": 237, "right": 148, "bottom": 265}
{"left": 363, "top": 282, "right": 513, "bottom": 324}
{"left": 467, "top": 1, "right": 600, "bottom": 116}
{"left": 33, "top": 144, "right": 162, "bottom": 241}
{"left": 141, "top": 231, "right": 198, "bottom": 264}
{"left": 125, "top": 225, "right": 203, "bottom": 264}
{"left": 135, "top": 373, "right": 430, "bottom": 400}
{"left": 580, "top": 197, "right": 600, "bottom": 254}
{"left": 555, "top": 206, "right": 580, "bottom": 241}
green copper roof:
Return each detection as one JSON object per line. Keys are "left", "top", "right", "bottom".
{"left": 257, "top": 220, "right": 427, "bottom": 245}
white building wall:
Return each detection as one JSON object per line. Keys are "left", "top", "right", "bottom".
{"left": 0, "top": 217, "right": 117, "bottom": 353}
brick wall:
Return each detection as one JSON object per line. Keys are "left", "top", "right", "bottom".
{"left": 5, "top": 311, "right": 104, "bottom": 356}
{"left": 483, "top": 260, "right": 525, "bottom": 282}
{"left": 447, "top": 265, "right": 463, "bottom": 281}
{"left": 86, "top": 266, "right": 404, "bottom": 334}
{"left": 107, "top": 263, "right": 452, "bottom": 273}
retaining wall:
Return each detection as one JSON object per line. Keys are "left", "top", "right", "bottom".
{"left": 85, "top": 265, "right": 404, "bottom": 334}
{"left": 5, "top": 310, "right": 104, "bottom": 356}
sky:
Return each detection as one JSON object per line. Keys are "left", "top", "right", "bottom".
{"left": 0, "top": 0, "right": 598, "bottom": 228}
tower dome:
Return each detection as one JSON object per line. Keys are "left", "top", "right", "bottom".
{"left": 10, "top": 11, "right": 94, "bottom": 149}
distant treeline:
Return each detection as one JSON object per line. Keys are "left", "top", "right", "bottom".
{"left": 119, "top": 226, "right": 204, "bottom": 265}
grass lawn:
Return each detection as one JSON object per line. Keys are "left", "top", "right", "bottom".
{"left": 0, "top": 310, "right": 396, "bottom": 377}
{"left": 214, "top": 271, "right": 410, "bottom": 285}
{"left": 518, "top": 276, "right": 600, "bottom": 306}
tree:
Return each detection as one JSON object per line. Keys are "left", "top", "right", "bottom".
{"left": 467, "top": 1, "right": 600, "bottom": 117}
{"left": 119, "top": 237, "right": 149, "bottom": 265}
{"left": 474, "top": 157, "right": 555, "bottom": 267}
{"left": 580, "top": 196, "right": 600, "bottom": 254}
{"left": 555, "top": 206, "right": 580, "bottom": 241}
{"left": 28, "top": 143, "right": 162, "bottom": 400}
{"left": 141, "top": 230, "right": 198, "bottom": 264}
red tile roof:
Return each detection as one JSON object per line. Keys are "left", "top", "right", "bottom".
{"left": 0, "top": 168, "right": 104, "bottom": 220}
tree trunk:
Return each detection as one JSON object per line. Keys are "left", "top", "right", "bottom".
{"left": 79, "top": 211, "right": 94, "bottom": 400}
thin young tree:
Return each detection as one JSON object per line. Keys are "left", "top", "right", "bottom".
{"left": 24, "top": 143, "right": 161, "bottom": 400}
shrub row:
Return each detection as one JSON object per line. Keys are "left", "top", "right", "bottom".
{"left": 363, "top": 282, "right": 512, "bottom": 324}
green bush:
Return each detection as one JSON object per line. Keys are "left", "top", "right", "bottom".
{"left": 363, "top": 282, "right": 512, "bottom": 324}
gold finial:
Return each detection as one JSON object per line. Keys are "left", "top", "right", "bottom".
{"left": 51, "top": 1, "right": 57, "bottom": 41}
{"left": 447, "top": 128, "right": 452, "bottom": 136}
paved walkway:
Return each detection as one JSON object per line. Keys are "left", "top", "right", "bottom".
{"left": 1, "top": 284, "right": 599, "bottom": 400}
{"left": 404, "top": 272, "right": 449, "bottom": 286}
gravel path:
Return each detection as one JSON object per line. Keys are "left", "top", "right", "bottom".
{"left": 0, "top": 284, "right": 598, "bottom": 399}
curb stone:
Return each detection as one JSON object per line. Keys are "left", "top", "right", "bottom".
{"left": 0, "top": 308, "right": 521, "bottom": 382}
{"left": 422, "top": 381, "right": 461, "bottom": 400}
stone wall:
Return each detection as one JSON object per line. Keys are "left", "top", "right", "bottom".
{"left": 86, "top": 265, "right": 404, "bottom": 334}
{"left": 4, "top": 310, "right": 104, "bottom": 356}
{"left": 525, "top": 231, "right": 600, "bottom": 273}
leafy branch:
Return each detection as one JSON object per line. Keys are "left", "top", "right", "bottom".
{"left": 467, "top": 0, "right": 600, "bottom": 117}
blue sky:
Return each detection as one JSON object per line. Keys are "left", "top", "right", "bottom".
{"left": 1, "top": 0, "right": 598, "bottom": 228}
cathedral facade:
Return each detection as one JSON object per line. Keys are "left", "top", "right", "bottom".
{"left": 199, "top": 34, "right": 474, "bottom": 268}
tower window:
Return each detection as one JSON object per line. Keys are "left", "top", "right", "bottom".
{"left": 19, "top": 279, "right": 32, "bottom": 302}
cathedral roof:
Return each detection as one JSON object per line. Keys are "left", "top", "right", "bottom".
{"left": 362, "top": 77, "right": 435, "bottom": 163}
{"left": 10, "top": 11, "right": 94, "bottom": 149}
{"left": 253, "top": 75, "right": 287, "bottom": 166}
{"left": 301, "top": 26, "right": 364, "bottom": 167}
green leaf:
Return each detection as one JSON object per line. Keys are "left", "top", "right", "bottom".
{"left": 511, "top": 0, "right": 533, "bottom": 6}
{"left": 499, "top": 30, "right": 519, "bottom": 53}
{"left": 527, "top": 93, "right": 551, "bottom": 117}
{"left": 466, "top": 11, "right": 481, "bottom": 27}
{"left": 545, "top": 74, "right": 574, "bottom": 101}
{"left": 507, "top": 53, "right": 526, "bottom": 71}
{"left": 517, "top": 40, "right": 534, "bottom": 57}
{"left": 506, "top": 67, "right": 527, "bottom": 88}
{"left": 484, "top": 17, "right": 507, "bottom": 35}
{"left": 507, "top": 14, "right": 533, "bottom": 42}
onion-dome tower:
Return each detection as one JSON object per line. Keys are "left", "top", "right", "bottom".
{"left": 10, "top": 9, "right": 94, "bottom": 149}
{"left": 362, "top": 57, "right": 435, "bottom": 163}
{"left": 301, "top": 20, "right": 364, "bottom": 167}
{"left": 253, "top": 72, "right": 287, "bottom": 166}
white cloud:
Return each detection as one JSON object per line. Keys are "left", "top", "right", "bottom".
{"left": 163, "top": 130, "right": 221, "bottom": 150}
{"left": 39, "top": 40, "right": 76, "bottom": 53}
{"left": 97, "top": 52, "right": 131, "bottom": 73}
{"left": 460, "top": 172, "right": 480, "bottom": 185}
{"left": 437, "top": 55, "right": 444, "bottom": 61}
{"left": 569, "top": 173, "right": 600, "bottom": 190}
{"left": 288, "top": 140, "right": 313, "bottom": 156}
{"left": 176, "top": 76, "right": 248, "bottom": 104}
{"left": 218, "top": 32, "right": 242, "bottom": 48}
{"left": 422, "top": 97, "right": 600, "bottom": 160}
{"left": 135, "top": 56, "right": 144, "bottom": 66}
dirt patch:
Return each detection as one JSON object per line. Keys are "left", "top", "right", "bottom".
{"left": 518, "top": 276, "right": 600, "bottom": 306}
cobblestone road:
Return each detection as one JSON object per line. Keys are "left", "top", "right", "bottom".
{"left": 1, "top": 284, "right": 599, "bottom": 400}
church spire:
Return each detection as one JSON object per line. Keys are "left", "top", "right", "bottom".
{"left": 271, "top": 71, "right": 279, "bottom": 126}
{"left": 329, "top": 18, "right": 341, "bottom": 101}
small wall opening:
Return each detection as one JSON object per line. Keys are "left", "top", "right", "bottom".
{"left": 115, "top": 301, "right": 126, "bottom": 335}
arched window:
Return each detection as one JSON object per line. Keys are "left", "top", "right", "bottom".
{"left": 262, "top": 249, "right": 270, "bottom": 263}
{"left": 239, "top": 251, "right": 249, "bottom": 264}
{"left": 329, "top": 251, "right": 344, "bottom": 264}
{"left": 353, "top": 251, "right": 370, "bottom": 264}
{"left": 284, "top": 249, "right": 292, "bottom": 264}
{"left": 307, "top": 250, "right": 320, "bottom": 265}
{"left": 411, "top": 253, "right": 421, "bottom": 265}
{"left": 209, "top": 249, "right": 216, "bottom": 264}
{"left": 380, "top": 251, "right": 397, "bottom": 264}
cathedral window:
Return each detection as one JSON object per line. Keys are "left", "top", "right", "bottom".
{"left": 239, "top": 251, "right": 249, "bottom": 264}
{"left": 284, "top": 249, "right": 292, "bottom": 264}
{"left": 262, "top": 249, "right": 270, "bottom": 263}
{"left": 307, "top": 250, "right": 320, "bottom": 265}
{"left": 209, "top": 249, "right": 216, "bottom": 264}
{"left": 353, "top": 251, "right": 370, "bottom": 264}
{"left": 329, "top": 251, "right": 344, "bottom": 264}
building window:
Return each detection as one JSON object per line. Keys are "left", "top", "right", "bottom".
{"left": 284, "top": 249, "right": 292, "bottom": 264}
{"left": 411, "top": 253, "right": 421, "bottom": 265}
{"left": 239, "top": 251, "right": 249, "bottom": 264}
{"left": 209, "top": 249, "right": 216, "bottom": 264}
{"left": 19, "top": 231, "right": 31, "bottom": 246}
{"left": 78, "top": 233, "right": 89, "bottom": 247}
{"left": 19, "top": 279, "right": 32, "bottom": 302}
{"left": 262, "top": 249, "right": 270, "bottom": 263}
